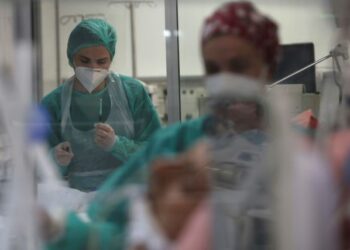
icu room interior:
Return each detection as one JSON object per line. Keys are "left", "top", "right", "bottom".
{"left": 0, "top": 0, "right": 349, "bottom": 249}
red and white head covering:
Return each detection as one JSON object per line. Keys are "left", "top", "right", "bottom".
{"left": 201, "top": 1, "right": 280, "bottom": 73}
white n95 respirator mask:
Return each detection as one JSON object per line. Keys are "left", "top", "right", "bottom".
{"left": 204, "top": 73, "right": 267, "bottom": 130}
{"left": 205, "top": 73, "right": 265, "bottom": 100}
{"left": 75, "top": 67, "right": 109, "bottom": 93}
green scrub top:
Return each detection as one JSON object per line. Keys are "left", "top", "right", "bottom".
{"left": 70, "top": 87, "right": 110, "bottom": 131}
{"left": 45, "top": 116, "right": 208, "bottom": 250}
{"left": 41, "top": 74, "right": 161, "bottom": 187}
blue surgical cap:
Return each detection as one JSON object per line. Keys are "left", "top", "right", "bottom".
{"left": 67, "top": 18, "right": 117, "bottom": 67}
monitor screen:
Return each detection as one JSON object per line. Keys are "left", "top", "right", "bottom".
{"left": 273, "top": 43, "right": 316, "bottom": 93}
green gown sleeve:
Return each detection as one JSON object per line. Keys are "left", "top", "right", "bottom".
{"left": 106, "top": 76, "right": 162, "bottom": 161}
{"left": 41, "top": 86, "right": 63, "bottom": 148}
{"left": 46, "top": 208, "right": 129, "bottom": 250}
{"left": 40, "top": 86, "right": 69, "bottom": 175}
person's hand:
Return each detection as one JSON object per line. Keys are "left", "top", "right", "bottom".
{"left": 54, "top": 141, "right": 74, "bottom": 166}
{"left": 36, "top": 207, "right": 64, "bottom": 242}
{"left": 37, "top": 207, "right": 55, "bottom": 241}
{"left": 95, "top": 123, "right": 117, "bottom": 150}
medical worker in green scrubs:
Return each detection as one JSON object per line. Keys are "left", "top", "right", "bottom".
{"left": 41, "top": 19, "right": 161, "bottom": 192}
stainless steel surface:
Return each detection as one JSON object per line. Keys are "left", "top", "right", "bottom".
{"left": 165, "top": 0, "right": 181, "bottom": 123}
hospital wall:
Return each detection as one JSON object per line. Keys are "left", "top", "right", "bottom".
{"left": 0, "top": 2, "right": 14, "bottom": 76}
{"left": 40, "top": 0, "right": 338, "bottom": 95}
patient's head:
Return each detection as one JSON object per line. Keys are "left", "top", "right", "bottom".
{"left": 148, "top": 143, "right": 210, "bottom": 240}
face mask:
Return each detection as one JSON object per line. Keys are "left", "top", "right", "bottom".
{"left": 205, "top": 73, "right": 265, "bottom": 100}
{"left": 75, "top": 67, "right": 109, "bottom": 93}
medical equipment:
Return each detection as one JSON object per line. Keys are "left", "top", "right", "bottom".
{"left": 270, "top": 43, "right": 349, "bottom": 89}
{"left": 273, "top": 43, "right": 317, "bottom": 93}
{"left": 269, "top": 43, "right": 349, "bottom": 134}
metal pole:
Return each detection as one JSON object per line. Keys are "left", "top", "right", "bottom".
{"left": 269, "top": 54, "right": 332, "bottom": 88}
{"left": 130, "top": 3, "right": 137, "bottom": 77}
{"left": 108, "top": 1, "right": 157, "bottom": 78}
{"left": 164, "top": 0, "right": 181, "bottom": 123}
{"left": 31, "top": 0, "right": 43, "bottom": 101}
{"left": 54, "top": 0, "right": 61, "bottom": 86}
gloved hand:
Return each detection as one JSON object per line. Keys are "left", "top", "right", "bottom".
{"left": 95, "top": 123, "right": 117, "bottom": 150}
{"left": 54, "top": 141, "right": 74, "bottom": 166}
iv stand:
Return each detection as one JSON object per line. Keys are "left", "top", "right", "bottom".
{"left": 269, "top": 43, "right": 349, "bottom": 89}
{"left": 108, "top": 0, "right": 157, "bottom": 77}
